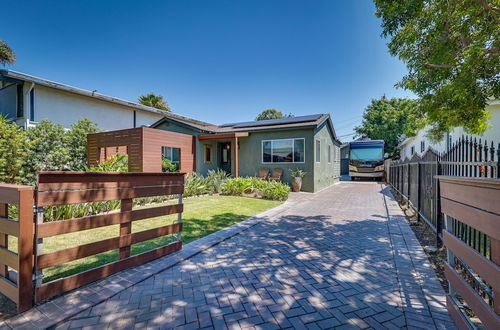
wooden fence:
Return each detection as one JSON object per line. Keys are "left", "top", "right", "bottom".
{"left": 0, "top": 172, "right": 184, "bottom": 312}
{"left": 388, "top": 136, "right": 499, "bottom": 244}
{"left": 439, "top": 176, "right": 500, "bottom": 329}
{"left": 0, "top": 184, "right": 34, "bottom": 312}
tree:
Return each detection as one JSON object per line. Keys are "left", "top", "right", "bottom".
{"left": 22, "top": 120, "right": 69, "bottom": 185}
{"left": 65, "top": 119, "right": 99, "bottom": 171}
{"left": 0, "top": 116, "right": 29, "bottom": 183}
{"left": 373, "top": 0, "right": 500, "bottom": 139}
{"left": 255, "top": 109, "right": 293, "bottom": 121}
{"left": 0, "top": 40, "right": 16, "bottom": 66}
{"left": 354, "top": 97, "right": 422, "bottom": 156}
{"left": 138, "top": 93, "right": 171, "bottom": 111}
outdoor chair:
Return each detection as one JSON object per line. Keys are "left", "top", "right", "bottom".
{"left": 269, "top": 169, "right": 283, "bottom": 181}
{"left": 258, "top": 169, "right": 270, "bottom": 180}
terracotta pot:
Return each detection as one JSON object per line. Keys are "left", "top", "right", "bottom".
{"left": 292, "top": 177, "right": 302, "bottom": 192}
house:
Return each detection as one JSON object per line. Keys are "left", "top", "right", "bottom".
{"left": 398, "top": 100, "right": 500, "bottom": 159}
{"left": 88, "top": 114, "right": 341, "bottom": 192}
{"left": 0, "top": 70, "right": 168, "bottom": 130}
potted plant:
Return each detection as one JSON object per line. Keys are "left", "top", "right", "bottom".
{"left": 289, "top": 168, "right": 306, "bottom": 192}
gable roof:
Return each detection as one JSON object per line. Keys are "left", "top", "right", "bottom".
{"left": 151, "top": 113, "right": 340, "bottom": 142}
{"left": 0, "top": 69, "right": 171, "bottom": 117}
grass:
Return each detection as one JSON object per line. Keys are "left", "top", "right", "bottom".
{"left": 8, "top": 195, "right": 281, "bottom": 282}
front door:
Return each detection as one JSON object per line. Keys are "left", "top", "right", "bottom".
{"left": 218, "top": 142, "right": 231, "bottom": 174}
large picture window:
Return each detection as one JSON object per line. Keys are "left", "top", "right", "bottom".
{"left": 262, "top": 138, "right": 305, "bottom": 163}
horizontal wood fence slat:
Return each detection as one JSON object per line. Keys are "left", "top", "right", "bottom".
{"left": 441, "top": 198, "right": 500, "bottom": 241}
{"left": 36, "top": 241, "right": 182, "bottom": 302}
{"left": 444, "top": 263, "right": 500, "bottom": 329}
{"left": 37, "top": 171, "right": 184, "bottom": 191}
{"left": 37, "top": 223, "right": 182, "bottom": 269}
{"left": 446, "top": 295, "right": 473, "bottom": 330}
{"left": 443, "top": 231, "right": 500, "bottom": 293}
{"left": 0, "top": 217, "right": 20, "bottom": 236}
{"left": 37, "top": 204, "right": 183, "bottom": 238}
{"left": 0, "top": 277, "right": 18, "bottom": 304}
{"left": 0, "top": 247, "right": 19, "bottom": 270}
{"left": 36, "top": 185, "right": 183, "bottom": 206}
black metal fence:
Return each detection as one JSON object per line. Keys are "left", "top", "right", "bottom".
{"left": 388, "top": 136, "right": 500, "bottom": 245}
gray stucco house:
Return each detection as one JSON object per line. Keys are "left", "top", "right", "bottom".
{"left": 150, "top": 113, "right": 341, "bottom": 192}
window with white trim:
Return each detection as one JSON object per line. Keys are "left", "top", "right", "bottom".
{"left": 315, "top": 140, "right": 321, "bottom": 162}
{"left": 262, "top": 138, "right": 305, "bottom": 163}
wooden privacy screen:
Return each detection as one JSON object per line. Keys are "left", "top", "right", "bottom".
{"left": 0, "top": 184, "right": 34, "bottom": 312}
{"left": 34, "top": 172, "right": 184, "bottom": 303}
{"left": 438, "top": 176, "right": 500, "bottom": 329}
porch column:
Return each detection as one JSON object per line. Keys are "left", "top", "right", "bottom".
{"left": 234, "top": 137, "right": 239, "bottom": 177}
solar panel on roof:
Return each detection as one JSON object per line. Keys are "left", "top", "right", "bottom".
{"left": 221, "top": 114, "right": 323, "bottom": 129}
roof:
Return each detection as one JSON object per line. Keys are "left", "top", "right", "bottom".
{"left": 0, "top": 69, "right": 174, "bottom": 117}
{"left": 151, "top": 113, "right": 339, "bottom": 142}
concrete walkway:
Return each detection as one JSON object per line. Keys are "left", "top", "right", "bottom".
{"left": 3, "top": 182, "right": 455, "bottom": 329}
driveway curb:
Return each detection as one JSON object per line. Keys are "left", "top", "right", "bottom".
{"left": 0, "top": 201, "right": 291, "bottom": 330}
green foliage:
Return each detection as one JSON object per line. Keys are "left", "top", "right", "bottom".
{"left": 221, "top": 177, "right": 290, "bottom": 201}
{"left": 255, "top": 109, "right": 293, "bottom": 121}
{"left": 0, "top": 40, "right": 16, "bottom": 65}
{"left": 65, "top": 119, "right": 99, "bottom": 171}
{"left": 373, "top": 0, "right": 500, "bottom": 138}
{"left": 88, "top": 154, "right": 129, "bottom": 172}
{"left": 289, "top": 168, "right": 306, "bottom": 178}
{"left": 162, "top": 158, "right": 178, "bottom": 172}
{"left": 0, "top": 116, "right": 29, "bottom": 183}
{"left": 138, "top": 93, "right": 171, "bottom": 112}
{"left": 354, "top": 97, "right": 422, "bottom": 156}
{"left": 206, "top": 169, "right": 230, "bottom": 193}
{"left": 22, "top": 119, "right": 69, "bottom": 185}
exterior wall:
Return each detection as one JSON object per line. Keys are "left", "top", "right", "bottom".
{"left": 0, "top": 84, "right": 17, "bottom": 119}
{"left": 25, "top": 84, "right": 163, "bottom": 130}
{"left": 399, "top": 102, "right": 500, "bottom": 159}
{"left": 313, "top": 122, "right": 341, "bottom": 192}
{"left": 237, "top": 128, "right": 315, "bottom": 192}
{"left": 87, "top": 127, "right": 195, "bottom": 174}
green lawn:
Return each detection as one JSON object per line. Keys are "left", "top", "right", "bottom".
{"left": 9, "top": 196, "right": 281, "bottom": 282}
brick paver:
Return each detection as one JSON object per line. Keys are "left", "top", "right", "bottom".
{"left": 10, "top": 182, "right": 457, "bottom": 329}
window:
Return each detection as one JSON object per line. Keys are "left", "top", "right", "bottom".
{"left": 315, "top": 140, "right": 321, "bottom": 162}
{"left": 162, "top": 146, "right": 181, "bottom": 169}
{"left": 262, "top": 138, "right": 305, "bottom": 163}
{"left": 328, "top": 145, "right": 331, "bottom": 163}
{"left": 204, "top": 145, "right": 212, "bottom": 163}
{"left": 420, "top": 141, "right": 425, "bottom": 153}
{"left": 29, "top": 88, "right": 35, "bottom": 122}
{"left": 410, "top": 146, "right": 415, "bottom": 155}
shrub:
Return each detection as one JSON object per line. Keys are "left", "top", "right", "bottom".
{"left": 88, "top": 154, "right": 129, "bottom": 172}
{"left": 289, "top": 168, "right": 306, "bottom": 178}
{"left": 162, "top": 158, "right": 178, "bottom": 172}
{"left": 65, "top": 119, "right": 99, "bottom": 171}
{"left": 221, "top": 177, "right": 290, "bottom": 201}
{"left": 0, "top": 116, "right": 29, "bottom": 184}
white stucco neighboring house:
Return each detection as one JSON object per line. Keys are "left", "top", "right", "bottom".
{"left": 0, "top": 70, "right": 170, "bottom": 130}
{"left": 398, "top": 100, "right": 500, "bottom": 160}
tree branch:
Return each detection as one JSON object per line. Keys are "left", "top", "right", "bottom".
{"left": 425, "top": 63, "right": 454, "bottom": 68}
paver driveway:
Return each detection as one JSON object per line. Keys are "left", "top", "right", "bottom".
{"left": 53, "top": 182, "right": 453, "bottom": 329}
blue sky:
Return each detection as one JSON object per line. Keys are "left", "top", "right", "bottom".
{"left": 3, "top": 0, "right": 413, "bottom": 141}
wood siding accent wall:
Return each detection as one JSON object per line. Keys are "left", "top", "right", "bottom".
{"left": 87, "top": 127, "right": 195, "bottom": 173}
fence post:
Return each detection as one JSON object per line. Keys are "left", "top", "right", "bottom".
{"left": 17, "top": 188, "right": 35, "bottom": 312}
{"left": 0, "top": 203, "right": 8, "bottom": 279}
{"left": 435, "top": 159, "right": 442, "bottom": 248}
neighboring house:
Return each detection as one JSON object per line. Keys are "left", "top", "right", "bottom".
{"left": 0, "top": 70, "right": 169, "bottom": 130}
{"left": 88, "top": 114, "right": 341, "bottom": 192}
{"left": 398, "top": 100, "right": 500, "bottom": 159}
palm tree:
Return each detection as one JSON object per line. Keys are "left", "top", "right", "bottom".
{"left": 0, "top": 40, "right": 16, "bottom": 66}
{"left": 138, "top": 93, "right": 171, "bottom": 112}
